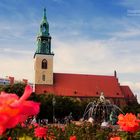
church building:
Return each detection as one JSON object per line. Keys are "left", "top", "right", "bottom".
{"left": 34, "top": 9, "right": 137, "bottom": 107}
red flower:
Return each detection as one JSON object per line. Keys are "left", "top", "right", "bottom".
{"left": 70, "top": 135, "right": 77, "bottom": 140}
{"left": 0, "top": 85, "right": 40, "bottom": 135}
{"left": 61, "top": 127, "right": 65, "bottom": 132}
{"left": 33, "top": 122, "right": 39, "bottom": 127}
{"left": 21, "top": 122, "right": 26, "bottom": 127}
{"left": 8, "top": 137, "right": 12, "bottom": 140}
{"left": 117, "top": 113, "right": 140, "bottom": 132}
{"left": 34, "top": 126, "right": 48, "bottom": 139}
{"left": 110, "top": 136, "right": 121, "bottom": 140}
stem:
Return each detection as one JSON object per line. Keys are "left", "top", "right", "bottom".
{"left": 128, "top": 132, "right": 135, "bottom": 140}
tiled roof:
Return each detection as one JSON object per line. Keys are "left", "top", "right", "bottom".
{"left": 120, "top": 86, "right": 135, "bottom": 99}
{"left": 35, "top": 73, "right": 125, "bottom": 98}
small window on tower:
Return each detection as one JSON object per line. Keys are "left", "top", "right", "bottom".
{"left": 42, "top": 74, "right": 45, "bottom": 81}
{"left": 42, "top": 59, "right": 47, "bottom": 69}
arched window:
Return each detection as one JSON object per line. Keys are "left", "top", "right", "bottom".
{"left": 42, "top": 74, "right": 45, "bottom": 81}
{"left": 42, "top": 59, "right": 47, "bottom": 69}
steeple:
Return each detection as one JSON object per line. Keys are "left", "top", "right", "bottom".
{"left": 34, "top": 8, "right": 53, "bottom": 56}
{"left": 34, "top": 8, "right": 54, "bottom": 86}
{"left": 39, "top": 8, "right": 49, "bottom": 36}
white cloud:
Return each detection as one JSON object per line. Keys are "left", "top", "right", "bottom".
{"left": 113, "top": 28, "right": 140, "bottom": 38}
{"left": 119, "top": 0, "right": 140, "bottom": 9}
{"left": 53, "top": 37, "right": 140, "bottom": 74}
{"left": 0, "top": 48, "right": 32, "bottom": 55}
{"left": 0, "top": 56, "right": 34, "bottom": 82}
{"left": 0, "top": 44, "right": 34, "bottom": 83}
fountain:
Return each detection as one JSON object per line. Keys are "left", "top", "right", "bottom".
{"left": 82, "top": 92, "right": 124, "bottom": 125}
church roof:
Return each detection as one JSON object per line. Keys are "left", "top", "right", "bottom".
{"left": 120, "top": 86, "right": 135, "bottom": 99}
{"left": 35, "top": 73, "right": 126, "bottom": 98}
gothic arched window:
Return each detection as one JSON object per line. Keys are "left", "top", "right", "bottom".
{"left": 42, "top": 59, "right": 47, "bottom": 69}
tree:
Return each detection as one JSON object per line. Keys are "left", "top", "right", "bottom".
{"left": 123, "top": 101, "right": 140, "bottom": 114}
{"left": 1, "top": 83, "right": 26, "bottom": 97}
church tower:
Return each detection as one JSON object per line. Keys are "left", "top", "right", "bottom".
{"left": 34, "top": 8, "right": 54, "bottom": 85}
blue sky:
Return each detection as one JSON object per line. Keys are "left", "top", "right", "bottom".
{"left": 0, "top": 0, "right": 140, "bottom": 102}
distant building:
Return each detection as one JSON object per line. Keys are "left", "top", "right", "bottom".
{"left": 34, "top": 9, "right": 137, "bottom": 107}
{"left": 0, "top": 76, "right": 28, "bottom": 85}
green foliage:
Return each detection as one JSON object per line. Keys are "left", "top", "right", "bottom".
{"left": 118, "top": 131, "right": 140, "bottom": 140}
{"left": 1, "top": 122, "right": 140, "bottom": 140}
{"left": 0, "top": 83, "right": 26, "bottom": 97}
{"left": 0, "top": 85, "right": 3, "bottom": 92}
{"left": 0, "top": 124, "right": 35, "bottom": 140}
{"left": 46, "top": 123, "right": 112, "bottom": 140}
{"left": 54, "top": 96, "right": 81, "bottom": 120}
{"left": 135, "top": 131, "right": 140, "bottom": 140}
{"left": 123, "top": 102, "right": 140, "bottom": 115}
{"left": 29, "top": 93, "right": 91, "bottom": 122}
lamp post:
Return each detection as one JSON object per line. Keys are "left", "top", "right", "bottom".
{"left": 52, "top": 96, "right": 56, "bottom": 123}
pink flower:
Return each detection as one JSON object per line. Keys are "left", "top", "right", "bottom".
{"left": 117, "top": 113, "right": 140, "bottom": 133}
{"left": 0, "top": 85, "right": 40, "bottom": 135}
{"left": 34, "top": 126, "right": 48, "bottom": 139}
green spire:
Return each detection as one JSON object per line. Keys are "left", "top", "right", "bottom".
{"left": 39, "top": 8, "right": 49, "bottom": 36}
{"left": 43, "top": 8, "right": 47, "bottom": 20}
{"left": 34, "top": 8, "right": 53, "bottom": 56}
